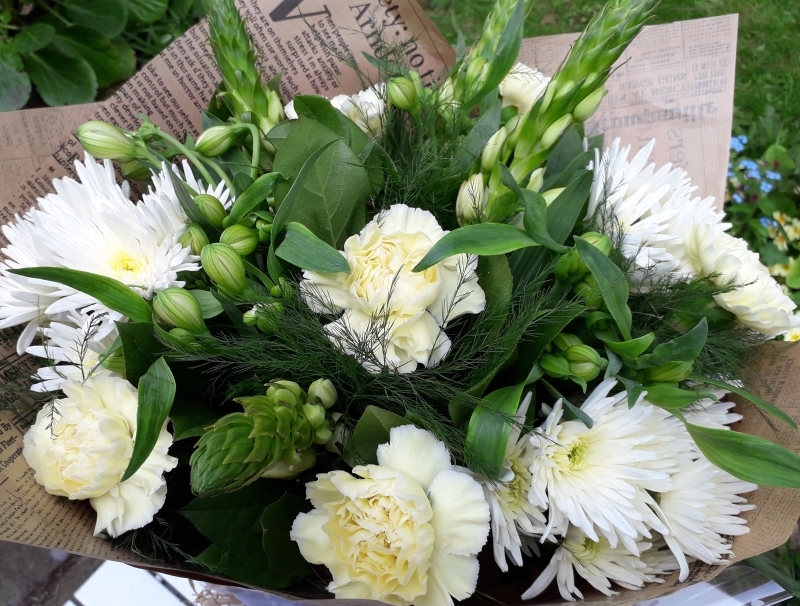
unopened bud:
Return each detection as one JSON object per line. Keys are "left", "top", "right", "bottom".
{"left": 314, "top": 424, "right": 333, "bottom": 445}
{"left": 220, "top": 224, "right": 259, "bottom": 257}
{"left": 574, "top": 274, "right": 602, "bottom": 308}
{"left": 308, "top": 378, "right": 337, "bottom": 409}
{"left": 268, "top": 90, "right": 285, "bottom": 124}
{"left": 552, "top": 333, "right": 582, "bottom": 352}
{"left": 526, "top": 167, "right": 545, "bottom": 192}
{"left": 119, "top": 159, "right": 151, "bottom": 181}
{"left": 639, "top": 361, "right": 694, "bottom": 383}
{"left": 540, "top": 354, "right": 571, "bottom": 378}
{"left": 178, "top": 224, "right": 210, "bottom": 256}
{"left": 387, "top": 76, "right": 418, "bottom": 112}
{"left": 303, "top": 403, "right": 327, "bottom": 428}
{"left": 268, "top": 379, "right": 304, "bottom": 400}
{"left": 270, "top": 277, "right": 293, "bottom": 299}
{"left": 260, "top": 449, "right": 316, "bottom": 479}
{"left": 245, "top": 302, "right": 284, "bottom": 334}
{"left": 541, "top": 187, "right": 565, "bottom": 206}
{"left": 581, "top": 231, "right": 612, "bottom": 256}
{"left": 573, "top": 88, "right": 608, "bottom": 122}
{"left": 481, "top": 127, "right": 508, "bottom": 173}
{"left": 568, "top": 360, "right": 604, "bottom": 382}
{"left": 195, "top": 125, "right": 244, "bottom": 157}
{"left": 194, "top": 194, "right": 227, "bottom": 229}
{"left": 585, "top": 310, "right": 610, "bottom": 332}
{"left": 101, "top": 347, "right": 126, "bottom": 374}
{"left": 565, "top": 344, "right": 604, "bottom": 366}
{"left": 541, "top": 114, "right": 573, "bottom": 150}
{"left": 153, "top": 288, "right": 207, "bottom": 334}
{"left": 466, "top": 57, "right": 489, "bottom": 91}
{"left": 76, "top": 121, "right": 140, "bottom": 162}
{"left": 554, "top": 248, "right": 586, "bottom": 282}
{"left": 256, "top": 220, "right": 273, "bottom": 242}
{"left": 201, "top": 243, "right": 247, "bottom": 294}
{"left": 456, "top": 173, "right": 487, "bottom": 225}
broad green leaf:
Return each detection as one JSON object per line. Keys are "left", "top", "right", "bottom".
{"left": 543, "top": 126, "right": 584, "bottom": 179}
{"left": 275, "top": 222, "right": 350, "bottom": 274}
{"left": 350, "top": 406, "right": 411, "bottom": 465}
{"left": 273, "top": 117, "right": 370, "bottom": 249}
{"left": 0, "top": 46, "right": 31, "bottom": 111}
{"left": 617, "top": 376, "right": 644, "bottom": 409}
{"left": 465, "top": 383, "right": 525, "bottom": 479}
{"left": 291, "top": 95, "right": 352, "bottom": 139}
{"left": 117, "top": 321, "right": 165, "bottom": 386}
{"left": 111, "top": 37, "right": 136, "bottom": 81}
{"left": 266, "top": 120, "right": 294, "bottom": 151}
{"left": 689, "top": 373, "right": 797, "bottom": 429}
{"left": 9, "top": 267, "right": 152, "bottom": 322}
{"left": 643, "top": 383, "right": 718, "bottom": 410}
{"left": 413, "top": 224, "right": 537, "bottom": 272}
{"left": 126, "top": 0, "right": 169, "bottom": 23}
{"left": 575, "top": 236, "right": 632, "bottom": 340}
{"left": 169, "top": 398, "right": 218, "bottom": 440}
{"left": 476, "top": 254, "right": 513, "bottom": 340}
{"left": 122, "top": 357, "right": 175, "bottom": 481}
{"left": 65, "top": 0, "right": 128, "bottom": 38}
{"left": 604, "top": 332, "right": 655, "bottom": 360}
{"left": 190, "top": 290, "right": 224, "bottom": 319}
{"left": 226, "top": 172, "right": 285, "bottom": 224}
{"left": 543, "top": 150, "right": 594, "bottom": 191}
{"left": 52, "top": 27, "right": 122, "bottom": 88}
{"left": 242, "top": 259, "right": 276, "bottom": 290}
{"left": 633, "top": 319, "right": 707, "bottom": 369}
{"left": 11, "top": 23, "right": 55, "bottom": 54}
{"left": 23, "top": 48, "right": 97, "bottom": 106}
{"left": 261, "top": 492, "right": 311, "bottom": 581}
{"left": 685, "top": 423, "right": 800, "bottom": 488}
{"left": 450, "top": 100, "right": 501, "bottom": 176}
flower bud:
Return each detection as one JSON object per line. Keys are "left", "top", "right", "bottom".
{"left": 260, "top": 449, "right": 316, "bottom": 479}
{"left": 481, "top": 127, "right": 508, "bottom": 174}
{"left": 456, "top": 173, "right": 487, "bottom": 226}
{"left": 153, "top": 287, "right": 207, "bottom": 334}
{"left": 541, "top": 187, "right": 565, "bottom": 206}
{"left": 314, "top": 424, "right": 333, "bottom": 445}
{"left": 245, "top": 302, "right": 284, "bottom": 334}
{"left": 220, "top": 224, "right": 259, "bottom": 257}
{"left": 268, "top": 379, "right": 304, "bottom": 400}
{"left": 195, "top": 125, "right": 245, "bottom": 157}
{"left": 268, "top": 90, "right": 285, "bottom": 124}
{"left": 76, "top": 121, "right": 140, "bottom": 162}
{"left": 574, "top": 274, "right": 602, "bottom": 308}
{"left": 552, "top": 333, "right": 582, "bottom": 352}
{"left": 270, "top": 277, "right": 293, "bottom": 299}
{"left": 303, "top": 403, "right": 327, "bottom": 429}
{"left": 119, "top": 159, "right": 151, "bottom": 181}
{"left": 573, "top": 88, "right": 608, "bottom": 122}
{"left": 201, "top": 243, "right": 247, "bottom": 294}
{"left": 526, "top": 167, "right": 545, "bottom": 192}
{"left": 585, "top": 310, "right": 610, "bottom": 331}
{"left": 194, "top": 194, "right": 227, "bottom": 229}
{"left": 308, "top": 378, "right": 337, "bottom": 409}
{"left": 540, "top": 354, "right": 571, "bottom": 378}
{"left": 168, "top": 327, "right": 195, "bottom": 344}
{"left": 541, "top": 114, "right": 573, "bottom": 150}
{"left": 568, "top": 360, "right": 604, "bottom": 382}
{"left": 639, "top": 361, "right": 694, "bottom": 383}
{"left": 554, "top": 248, "right": 586, "bottom": 282}
{"left": 565, "top": 344, "right": 604, "bottom": 366}
{"left": 178, "top": 224, "right": 210, "bottom": 256}
{"left": 581, "top": 231, "right": 612, "bottom": 256}
{"left": 466, "top": 58, "right": 489, "bottom": 92}
{"left": 505, "top": 114, "right": 522, "bottom": 149}
{"left": 101, "top": 347, "right": 126, "bottom": 374}
{"left": 387, "top": 76, "right": 418, "bottom": 112}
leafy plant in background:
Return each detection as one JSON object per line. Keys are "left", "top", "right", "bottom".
{"left": 0, "top": 0, "right": 204, "bottom": 110}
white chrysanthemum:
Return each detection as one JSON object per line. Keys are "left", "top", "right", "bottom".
{"left": 301, "top": 204, "right": 486, "bottom": 374}
{"left": 528, "top": 379, "right": 670, "bottom": 555}
{"left": 0, "top": 156, "right": 203, "bottom": 353}
{"left": 684, "top": 224, "right": 800, "bottom": 336}
{"left": 682, "top": 391, "right": 741, "bottom": 429}
{"left": 477, "top": 393, "right": 547, "bottom": 572}
{"left": 521, "top": 526, "right": 676, "bottom": 601}
{"left": 499, "top": 63, "right": 550, "bottom": 115}
{"left": 631, "top": 400, "right": 696, "bottom": 487}
{"left": 26, "top": 310, "right": 119, "bottom": 393}
{"left": 655, "top": 458, "right": 756, "bottom": 582}
{"left": 286, "top": 84, "right": 386, "bottom": 134}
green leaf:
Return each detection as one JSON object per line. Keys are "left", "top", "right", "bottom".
{"left": 11, "top": 23, "right": 55, "bottom": 54}
{"left": 169, "top": 398, "right": 218, "bottom": 440}
{"left": 450, "top": 100, "right": 501, "bottom": 175}
{"left": 685, "top": 423, "right": 800, "bottom": 488}
{"left": 23, "top": 47, "right": 97, "bottom": 106}
{"left": 603, "top": 332, "right": 655, "bottom": 360}
{"left": 52, "top": 27, "right": 122, "bottom": 88}
{"left": 476, "top": 254, "right": 513, "bottom": 340}
{"left": 190, "top": 290, "right": 224, "bottom": 319}
{"left": 617, "top": 376, "right": 644, "bottom": 409}
{"left": 350, "top": 406, "right": 411, "bottom": 464}
{"left": 266, "top": 120, "right": 294, "bottom": 151}
{"left": 786, "top": 258, "right": 800, "bottom": 289}
{"left": 167, "top": 170, "right": 218, "bottom": 234}
{"left": 126, "top": 0, "right": 169, "bottom": 23}
{"left": 117, "top": 321, "right": 165, "bottom": 386}
{"left": 111, "top": 37, "right": 136, "bottom": 80}
{"left": 65, "top": 0, "right": 128, "bottom": 38}
{"left": 575, "top": 236, "right": 632, "bottom": 340}
{"left": 273, "top": 117, "right": 370, "bottom": 249}
{"left": 689, "top": 373, "right": 797, "bottom": 429}
{"left": 275, "top": 222, "right": 350, "bottom": 274}
{"left": 9, "top": 267, "right": 152, "bottom": 322}
{"left": 541, "top": 379, "right": 593, "bottom": 428}
{"left": 291, "top": 95, "right": 351, "bottom": 139}
{"left": 413, "top": 224, "right": 537, "bottom": 272}
{"left": 635, "top": 318, "right": 707, "bottom": 368}
{"left": 226, "top": 172, "right": 285, "bottom": 224}
{"left": 643, "top": 383, "right": 718, "bottom": 410}
{"left": 543, "top": 126, "right": 584, "bottom": 179}
{"left": 759, "top": 242, "right": 790, "bottom": 267}
{"left": 242, "top": 259, "right": 276, "bottom": 290}
{"left": 0, "top": 46, "right": 31, "bottom": 111}
{"left": 122, "top": 357, "right": 175, "bottom": 481}
{"left": 542, "top": 150, "right": 594, "bottom": 191}
{"left": 465, "top": 383, "right": 525, "bottom": 479}
{"left": 261, "top": 492, "right": 311, "bottom": 582}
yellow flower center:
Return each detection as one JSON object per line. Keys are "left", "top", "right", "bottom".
{"left": 110, "top": 252, "right": 144, "bottom": 276}
{"left": 567, "top": 438, "right": 589, "bottom": 470}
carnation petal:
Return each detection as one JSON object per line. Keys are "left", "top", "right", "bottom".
{"left": 290, "top": 510, "right": 336, "bottom": 566}
{"left": 429, "top": 469, "right": 490, "bottom": 556}
{"left": 420, "top": 552, "right": 480, "bottom": 606}
{"left": 377, "top": 425, "right": 451, "bottom": 491}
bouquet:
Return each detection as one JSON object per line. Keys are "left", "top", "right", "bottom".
{"left": 2, "top": 0, "right": 799, "bottom": 603}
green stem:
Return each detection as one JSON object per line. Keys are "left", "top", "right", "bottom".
{"left": 152, "top": 130, "right": 233, "bottom": 192}
{"left": 243, "top": 123, "right": 261, "bottom": 180}
{"left": 196, "top": 154, "right": 236, "bottom": 193}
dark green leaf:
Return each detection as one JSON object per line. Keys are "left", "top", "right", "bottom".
{"left": 261, "top": 492, "right": 311, "bottom": 581}
{"left": 635, "top": 318, "right": 707, "bottom": 368}
{"left": 0, "top": 46, "right": 31, "bottom": 111}
{"left": 413, "top": 224, "right": 537, "bottom": 272}
{"left": 9, "top": 267, "right": 152, "bottom": 322}
{"left": 266, "top": 120, "right": 294, "bottom": 151}
{"left": 23, "top": 47, "right": 97, "bottom": 106}
{"left": 465, "top": 383, "right": 525, "bottom": 479}
{"left": 117, "top": 321, "right": 165, "bottom": 386}
{"left": 122, "top": 357, "right": 175, "bottom": 481}
{"left": 227, "top": 172, "right": 284, "bottom": 223}
{"left": 291, "top": 94, "right": 350, "bottom": 138}
{"left": 242, "top": 259, "right": 276, "bottom": 290}
{"left": 541, "top": 379, "right": 593, "bottom": 428}
{"left": 52, "top": 27, "right": 122, "bottom": 88}
{"left": 189, "top": 290, "right": 224, "bottom": 319}
{"left": 476, "top": 254, "right": 513, "bottom": 340}
{"left": 169, "top": 398, "right": 218, "bottom": 440}
{"left": 575, "top": 236, "right": 632, "bottom": 340}
{"left": 603, "top": 332, "right": 655, "bottom": 360}
{"left": 126, "top": 0, "right": 169, "bottom": 23}
{"left": 275, "top": 222, "right": 350, "bottom": 274}
{"left": 617, "top": 376, "right": 644, "bottom": 409}
{"left": 643, "top": 383, "right": 718, "bottom": 410}
{"left": 685, "top": 423, "right": 800, "bottom": 488}
{"left": 11, "top": 23, "right": 55, "bottom": 54}
{"left": 65, "top": 0, "right": 128, "bottom": 38}
{"left": 450, "top": 100, "right": 501, "bottom": 175}
{"left": 544, "top": 125, "right": 584, "bottom": 178}
{"left": 111, "top": 37, "right": 136, "bottom": 80}
{"left": 543, "top": 150, "right": 594, "bottom": 191}
{"left": 350, "top": 406, "right": 411, "bottom": 464}
{"left": 167, "top": 170, "right": 218, "bottom": 234}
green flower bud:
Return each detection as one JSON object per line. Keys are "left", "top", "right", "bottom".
{"left": 585, "top": 311, "right": 610, "bottom": 332}
{"left": 256, "top": 220, "right": 273, "bottom": 242}
{"left": 540, "top": 354, "right": 571, "bottom": 378}
{"left": 541, "top": 114, "right": 573, "bottom": 150}
{"left": 178, "top": 224, "right": 211, "bottom": 256}
{"left": 581, "top": 231, "right": 612, "bottom": 256}
{"left": 268, "top": 90, "right": 285, "bottom": 124}
{"left": 260, "top": 449, "right": 316, "bottom": 479}
{"left": 76, "top": 120, "right": 140, "bottom": 162}
{"left": 526, "top": 168, "right": 545, "bottom": 193}
{"left": 387, "top": 76, "right": 418, "bottom": 111}
{"left": 201, "top": 243, "right": 247, "bottom": 294}
{"left": 554, "top": 248, "right": 586, "bottom": 282}
{"left": 314, "top": 423, "right": 333, "bottom": 445}
{"left": 575, "top": 274, "right": 603, "bottom": 308}
{"left": 153, "top": 288, "right": 207, "bottom": 334}
{"left": 573, "top": 87, "right": 608, "bottom": 122}
{"left": 195, "top": 125, "right": 245, "bottom": 157}
{"left": 308, "top": 378, "right": 337, "bottom": 409}
{"left": 505, "top": 114, "right": 522, "bottom": 149}
{"left": 639, "top": 361, "right": 694, "bottom": 383}
{"left": 194, "top": 194, "right": 227, "bottom": 229}
{"left": 541, "top": 187, "right": 566, "bottom": 206}
{"left": 269, "top": 277, "right": 293, "bottom": 299}
{"left": 481, "top": 127, "right": 508, "bottom": 174}
{"left": 169, "top": 327, "right": 195, "bottom": 343}
{"left": 565, "top": 344, "right": 605, "bottom": 366}
{"left": 569, "top": 360, "right": 603, "bottom": 382}
{"left": 119, "top": 159, "right": 151, "bottom": 181}
{"left": 465, "top": 57, "right": 489, "bottom": 91}
{"left": 245, "top": 302, "right": 284, "bottom": 334}
{"left": 553, "top": 333, "right": 582, "bottom": 352}
{"left": 303, "top": 403, "right": 327, "bottom": 429}
{"left": 101, "top": 347, "right": 126, "bottom": 374}
{"left": 456, "top": 173, "right": 487, "bottom": 225}
{"left": 220, "top": 224, "right": 259, "bottom": 257}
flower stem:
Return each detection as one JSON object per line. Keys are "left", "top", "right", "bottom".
{"left": 151, "top": 129, "right": 234, "bottom": 193}
{"left": 243, "top": 123, "right": 261, "bottom": 180}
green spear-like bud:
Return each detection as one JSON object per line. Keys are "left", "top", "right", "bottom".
{"left": 201, "top": 243, "right": 247, "bottom": 294}
{"left": 639, "top": 361, "right": 694, "bottom": 383}
{"left": 387, "top": 76, "right": 418, "bottom": 112}
{"left": 575, "top": 274, "right": 603, "bottom": 308}
{"left": 573, "top": 87, "right": 608, "bottom": 122}
{"left": 220, "top": 224, "right": 259, "bottom": 256}
{"left": 541, "top": 187, "right": 565, "bottom": 206}
{"left": 153, "top": 288, "right": 208, "bottom": 334}
{"left": 526, "top": 167, "right": 545, "bottom": 192}
{"left": 540, "top": 354, "right": 571, "bottom": 378}
{"left": 456, "top": 173, "right": 487, "bottom": 226}
{"left": 540, "top": 114, "right": 573, "bottom": 149}
{"left": 481, "top": 127, "right": 508, "bottom": 174}
{"left": 308, "top": 378, "right": 337, "bottom": 409}
{"left": 76, "top": 121, "right": 142, "bottom": 162}
{"left": 270, "top": 276, "right": 293, "bottom": 299}
{"left": 581, "top": 231, "right": 613, "bottom": 256}
{"left": 554, "top": 248, "right": 586, "bottom": 282}
{"left": 565, "top": 344, "right": 607, "bottom": 382}
{"left": 194, "top": 194, "right": 227, "bottom": 229}
{"left": 256, "top": 219, "right": 273, "bottom": 243}
{"left": 195, "top": 124, "right": 245, "bottom": 157}
{"left": 552, "top": 333, "right": 583, "bottom": 352}
{"left": 178, "top": 224, "right": 211, "bottom": 256}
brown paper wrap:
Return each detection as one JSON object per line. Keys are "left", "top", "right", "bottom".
{"left": 1, "top": 3, "right": 794, "bottom": 604}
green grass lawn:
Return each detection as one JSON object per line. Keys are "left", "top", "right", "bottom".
{"left": 422, "top": 0, "right": 800, "bottom": 137}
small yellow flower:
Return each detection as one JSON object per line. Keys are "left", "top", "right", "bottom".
{"left": 773, "top": 211, "right": 792, "bottom": 225}
{"left": 774, "top": 233, "right": 789, "bottom": 251}
{"left": 770, "top": 262, "right": 792, "bottom": 277}
{"left": 787, "top": 220, "right": 800, "bottom": 241}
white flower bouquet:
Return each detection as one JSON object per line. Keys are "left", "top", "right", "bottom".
{"left": 2, "top": 0, "right": 800, "bottom": 604}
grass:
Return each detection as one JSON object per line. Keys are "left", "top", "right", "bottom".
{"left": 421, "top": 0, "right": 800, "bottom": 137}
